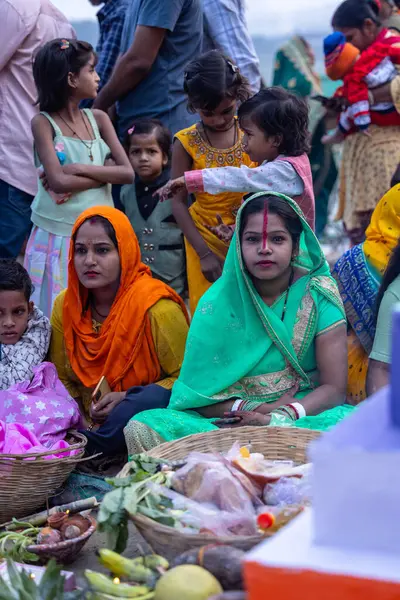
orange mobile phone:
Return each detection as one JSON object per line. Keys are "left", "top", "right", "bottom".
{"left": 92, "top": 376, "right": 111, "bottom": 404}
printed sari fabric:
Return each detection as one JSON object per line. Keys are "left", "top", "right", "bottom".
{"left": 124, "top": 193, "right": 351, "bottom": 457}
{"left": 337, "top": 124, "right": 400, "bottom": 245}
{"left": 273, "top": 36, "right": 336, "bottom": 237}
{"left": 175, "top": 121, "right": 253, "bottom": 314}
{"left": 333, "top": 185, "right": 400, "bottom": 403}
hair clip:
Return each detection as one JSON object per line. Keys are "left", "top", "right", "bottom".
{"left": 128, "top": 126, "right": 135, "bottom": 135}
{"left": 60, "top": 39, "right": 70, "bottom": 50}
{"left": 226, "top": 60, "right": 239, "bottom": 75}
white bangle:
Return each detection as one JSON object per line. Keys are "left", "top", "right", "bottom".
{"left": 289, "top": 402, "right": 306, "bottom": 419}
{"left": 232, "top": 399, "right": 242, "bottom": 411}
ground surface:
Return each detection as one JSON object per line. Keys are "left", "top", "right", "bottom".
{"left": 71, "top": 522, "right": 151, "bottom": 586}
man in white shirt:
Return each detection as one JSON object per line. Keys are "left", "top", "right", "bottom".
{"left": 202, "top": 0, "right": 261, "bottom": 94}
{"left": 0, "top": 0, "right": 75, "bottom": 258}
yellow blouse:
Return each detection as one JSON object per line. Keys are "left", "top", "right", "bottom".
{"left": 49, "top": 292, "right": 189, "bottom": 410}
{"left": 175, "top": 120, "right": 253, "bottom": 230}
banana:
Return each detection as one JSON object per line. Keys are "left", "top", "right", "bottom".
{"left": 85, "top": 570, "right": 151, "bottom": 598}
{"left": 142, "top": 555, "right": 169, "bottom": 572}
{"left": 97, "top": 549, "right": 154, "bottom": 582}
{"left": 88, "top": 594, "right": 155, "bottom": 600}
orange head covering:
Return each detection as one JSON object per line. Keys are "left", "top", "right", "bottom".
{"left": 63, "top": 206, "right": 188, "bottom": 394}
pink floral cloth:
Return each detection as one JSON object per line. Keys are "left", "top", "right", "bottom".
{"left": 0, "top": 362, "right": 81, "bottom": 447}
{"left": 0, "top": 421, "right": 73, "bottom": 459}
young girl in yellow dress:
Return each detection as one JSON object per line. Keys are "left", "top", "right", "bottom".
{"left": 172, "top": 50, "right": 252, "bottom": 313}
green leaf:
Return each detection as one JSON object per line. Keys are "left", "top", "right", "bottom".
{"left": 7, "top": 560, "right": 23, "bottom": 590}
{"left": 138, "top": 461, "right": 159, "bottom": 474}
{"left": 98, "top": 487, "right": 126, "bottom": 528}
{"left": 39, "top": 560, "right": 64, "bottom": 599}
{"left": 100, "top": 487, "right": 125, "bottom": 513}
{"left": 114, "top": 521, "right": 129, "bottom": 554}
{"left": 106, "top": 476, "right": 134, "bottom": 488}
{"left": 123, "top": 486, "right": 138, "bottom": 516}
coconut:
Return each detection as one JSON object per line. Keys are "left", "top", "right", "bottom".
{"left": 171, "top": 546, "right": 245, "bottom": 590}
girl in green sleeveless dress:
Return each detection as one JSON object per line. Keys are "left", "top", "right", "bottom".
{"left": 124, "top": 192, "right": 353, "bottom": 457}
{"left": 24, "top": 39, "right": 133, "bottom": 317}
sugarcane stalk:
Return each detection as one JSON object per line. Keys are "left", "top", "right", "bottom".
{"left": 1, "top": 496, "right": 98, "bottom": 530}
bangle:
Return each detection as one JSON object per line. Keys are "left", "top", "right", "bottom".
{"left": 199, "top": 250, "right": 212, "bottom": 260}
{"left": 231, "top": 399, "right": 242, "bottom": 411}
{"left": 232, "top": 399, "right": 263, "bottom": 412}
{"left": 273, "top": 405, "right": 298, "bottom": 421}
{"left": 289, "top": 402, "right": 306, "bottom": 419}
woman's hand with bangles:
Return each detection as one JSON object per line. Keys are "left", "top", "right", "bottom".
{"left": 215, "top": 411, "right": 271, "bottom": 428}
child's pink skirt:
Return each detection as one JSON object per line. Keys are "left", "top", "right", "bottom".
{"left": 24, "top": 226, "right": 70, "bottom": 318}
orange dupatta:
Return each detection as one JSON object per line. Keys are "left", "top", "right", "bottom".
{"left": 63, "top": 206, "right": 188, "bottom": 392}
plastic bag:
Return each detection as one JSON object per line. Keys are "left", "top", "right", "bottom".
{"left": 171, "top": 450, "right": 261, "bottom": 514}
{"left": 263, "top": 468, "right": 312, "bottom": 507}
{"left": 148, "top": 483, "right": 258, "bottom": 537}
{"left": 0, "top": 362, "right": 81, "bottom": 446}
{"left": 0, "top": 421, "right": 76, "bottom": 459}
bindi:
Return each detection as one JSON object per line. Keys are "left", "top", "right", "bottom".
{"left": 262, "top": 202, "right": 269, "bottom": 251}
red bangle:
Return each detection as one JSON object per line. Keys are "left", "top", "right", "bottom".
{"left": 288, "top": 403, "right": 300, "bottom": 419}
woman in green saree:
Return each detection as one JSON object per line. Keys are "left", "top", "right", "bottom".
{"left": 124, "top": 193, "right": 353, "bottom": 456}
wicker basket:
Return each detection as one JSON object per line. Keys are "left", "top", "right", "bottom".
{"left": 0, "top": 431, "right": 87, "bottom": 522}
{"left": 26, "top": 515, "right": 96, "bottom": 564}
{"left": 130, "top": 427, "right": 320, "bottom": 560}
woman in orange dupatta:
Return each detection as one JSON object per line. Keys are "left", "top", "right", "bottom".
{"left": 49, "top": 206, "right": 189, "bottom": 456}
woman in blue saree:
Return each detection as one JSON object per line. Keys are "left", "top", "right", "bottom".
{"left": 333, "top": 183, "right": 400, "bottom": 403}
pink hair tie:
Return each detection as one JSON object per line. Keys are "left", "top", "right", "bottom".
{"left": 128, "top": 126, "right": 135, "bottom": 135}
{"left": 60, "top": 39, "right": 70, "bottom": 50}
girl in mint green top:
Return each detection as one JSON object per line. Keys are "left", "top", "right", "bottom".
{"left": 124, "top": 192, "right": 353, "bottom": 457}
{"left": 24, "top": 39, "right": 133, "bottom": 317}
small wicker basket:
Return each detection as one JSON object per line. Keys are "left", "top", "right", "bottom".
{"left": 130, "top": 426, "right": 320, "bottom": 560}
{"left": 0, "top": 431, "right": 87, "bottom": 522}
{"left": 26, "top": 515, "right": 96, "bottom": 564}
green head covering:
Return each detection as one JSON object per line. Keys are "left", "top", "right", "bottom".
{"left": 169, "top": 192, "right": 344, "bottom": 411}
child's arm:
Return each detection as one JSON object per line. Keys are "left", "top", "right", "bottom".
{"left": 158, "top": 162, "right": 304, "bottom": 200}
{"left": 63, "top": 110, "right": 133, "bottom": 185}
{"left": 186, "top": 162, "right": 302, "bottom": 196}
{"left": 32, "top": 115, "right": 106, "bottom": 195}
{"left": 171, "top": 139, "right": 223, "bottom": 283}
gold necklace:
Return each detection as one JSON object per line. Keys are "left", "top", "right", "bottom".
{"left": 202, "top": 119, "right": 237, "bottom": 148}
{"left": 57, "top": 110, "right": 95, "bottom": 161}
